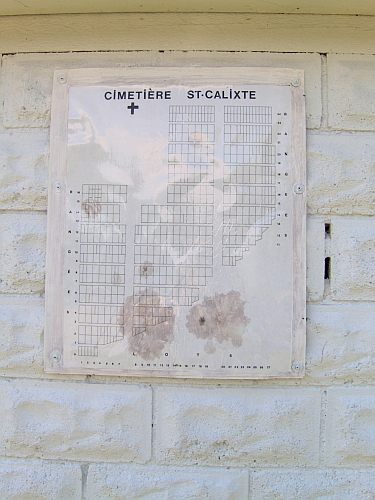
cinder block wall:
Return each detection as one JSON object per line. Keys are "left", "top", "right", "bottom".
{"left": 0, "top": 13, "right": 374, "bottom": 499}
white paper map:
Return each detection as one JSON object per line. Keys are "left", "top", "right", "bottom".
{"left": 45, "top": 68, "right": 306, "bottom": 378}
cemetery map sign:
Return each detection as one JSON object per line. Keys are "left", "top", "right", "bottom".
{"left": 45, "top": 67, "right": 306, "bottom": 379}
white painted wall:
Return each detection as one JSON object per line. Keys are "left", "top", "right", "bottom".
{"left": 0, "top": 13, "right": 374, "bottom": 499}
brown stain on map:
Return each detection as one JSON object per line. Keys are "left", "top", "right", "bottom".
{"left": 185, "top": 290, "right": 249, "bottom": 353}
{"left": 118, "top": 290, "right": 175, "bottom": 361}
{"left": 82, "top": 199, "right": 101, "bottom": 220}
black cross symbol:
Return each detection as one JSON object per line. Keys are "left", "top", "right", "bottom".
{"left": 127, "top": 102, "right": 139, "bottom": 115}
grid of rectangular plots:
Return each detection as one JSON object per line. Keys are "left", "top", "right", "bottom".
{"left": 223, "top": 206, "right": 276, "bottom": 226}
{"left": 79, "top": 264, "right": 125, "bottom": 284}
{"left": 80, "top": 244, "right": 126, "bottom": 264}
{"left": 141, "top": 205, "right": 214, "bottom": 225}
{"left": 80, "top": 204, "right": 120, "bottom": 224}
{"left": 80, "top": 224, "right": 126, "bottom": 244}
{"left": 168, "top": 143, "right": 214, "bottom": 163}
{"left": 78, "top": 305, "right": 123, "bottom": 324}
{"left": 82, "top": 184, "right": 127, "bottom": 203}
{"left": 224, "top": 106, "right": 272, "bottom": 124}
{"left": 223, "top": 144, "right": 276, "bottom": 165}
{"left": 167, "top": 184, "right": 214, "bottom": 204}
{"left": 223, "top": 165, "right": 276, "bottom": 185}
{"left": 78, "top": 325, "right": 124, "bottom": 345}
{"left": 222, "top": 246, "right": 250, "bottom": 266}
{"left": 222, "top": 225, "right": 266, "bottom": 246}
{"left": 168, "top": 164, "right": 214, "bottom": 184}
{"left": 134, "top": 245, "right": 213, "bottom": 266}
{"left": 79, "top": 285, "right": 126, "bottom": 304}
{"left": 78, "top": 346, "right": 98, "bottom": 357}
{"left": 134, "top": 265, "right": 213, "bottom": 286}
{"left": 169, "top": 123, "right": 215, "bottom": 142}
{"left": 222, "top": 107, "right": 276, "bottom": 266}
{"left": 169, "top": 105, "right": 215, "bottom": 123}
{"left": 134, "top": 225, "right": 213, "bottom": 246}
{"left": 133, "top": 305, "right": 173, "bottom": 327}
{"left": 224, "top": 124, "right": 272, "bottom": 144}
{"left": 223, "top": 185, "right": 276, "bottom": 205}
{"left": 133, "top": 286, "right": 200, "bottom": 307}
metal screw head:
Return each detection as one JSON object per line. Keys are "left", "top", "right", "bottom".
{"left": 51, "top": 351, "right": 61, "bottom": 363}
{"left": 293, "top": 182, "right": 305, "bottom": 194}
{"left": 54, "top": 182, "right": 62, "bottom": 193}
{"left": 58, "top": 75, "right": 67, "bottom": 84}
{"left": 291, "top": 361, "right": 304, "bottom": 373}
{"left": 291, "top": 77, "right": 301, "bottom": 87}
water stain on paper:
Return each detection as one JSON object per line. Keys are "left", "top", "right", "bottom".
{"left": 186, "top": 290, "right": 249, "bottom": 353}
{"left": 82, "top": 199, "right": 101, "bottom": 220}
{"left": 118, "top": 290, "right": 175, "bottom": 361}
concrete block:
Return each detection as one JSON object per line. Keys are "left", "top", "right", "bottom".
{"left": 0, "top": 379, "right": 152, "bottom": 463}
{"left": 306, "top": 304, "right": 375, "bottom": 384}
{"left": 306, "top": 217, "right": 325, "bottom": 301}
{"left": 325, "top": 388, "right": 375, "bottom": 466}
{"left": 1, "top": 51, "right": 321, "bottom": 129}
{"left": 155, "top": 387, "right": 321, "bottom": 466}
{"left": 0, "top": 459, "right": 81, "bottom": 500}
{"left": 0, "top": 297, "right": 44, "bottom": 376}
{"left": 0, "top": 213, "right": 46, "bottom": 295}
{"left": 252, "top": 469, "right": 375, "bottom": 500}
{"left": 329, "top": 217, "right": 375, "bottom": 301}
{"left": 328, "top": 54, "right": 375, "bottom": 131}
{"left": 307, "top": 132, "right": 375, "bottom": 215}
{"left": 86, "top": 464, "right": 248, "bottom": 499}
{"left": 0, "top": 131, "right": 48, "bottom": 210}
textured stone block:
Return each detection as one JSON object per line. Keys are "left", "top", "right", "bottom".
{"left": 1, "top": 51, "right": 321, "bottom": 129}
{"left": 155, "top": 387, "right": 321, "bottom": 466}
{"left": 0, "top": 459, "right": 81, "bottom": 500}
{"left": 306, "top": 304, "right": 375, "bottom": 383}
{"left": 86, "top": 464, "right": 248, "bottom": 499}
{"left": 329, "top": 217, "right": 375, "bottom": 301}
{"left": 306, "top": 217, "right": 325, "bottom": 301}
{"left": 307, "top": 132, "right": 375, "bottom": 215}
{"left": 252, "top": 469, "right": 375, "bottom": 499}
{"left": 0, "top": 379, "right": 152, "bottom": 463}
{"left": 328, "top": 54, "right": 375, "bottom": 130}
{"left": 0, "top": 131, "right": 48, "bottom": 210}
{"left": 0, "top": 297, "right": 44, "bottom": 375}
{"left": 325, "top": 388, "right": 375, "bottom": 466}
{"left": 0, "top": 213, "right": 46, "bottom": 295}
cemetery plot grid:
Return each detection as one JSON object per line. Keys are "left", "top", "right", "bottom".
{"left": 82, "top": 184, "right": 127, "bottom": 203}
{"left": 77, "top": 184, "right": 127, "bottom": 354}
{"left": 222, "top": 107, "right": 277, "bottom": 266}
{"left": 224, "top": 106, "right": 272, "bottom": 124}
{"left": 169, "top": 105, "right": 215, "bottom": 123}
{"left": 224, "top": 124, "right": 272, "bottom": 144}
{"left": 168, "top": 164, "right": 214, "bottom": 184}
{"left": 223, "top": 165, "right": 275, "bottom": 185}
{"left": 134, "top": 245, "right": 213, "bottom": 266}
{"left": 132, "top": 106, "right": 215, "bottom": 336}
{"left": 141, "top": 205, "right": 214, "bottom": 225}
{"left": 80, "top": 224, "right": 126, "bottom": 244}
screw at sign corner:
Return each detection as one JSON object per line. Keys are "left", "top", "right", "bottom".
{"left": 54, "top": 182, "right": 62, "bottom": 193}
{"left": 51, "top": 351, "right": 61, "bottom": 363}
{"left": 292, "top": 362, "right": 304, "bottom": 373}
{"left": 293, "top": 182, "right": 305, "bottom": 194}
{"left": 291, "top": 77, "right": 301, "bottom": 87}
{"left": 59, "top": 75, "right": 67, "bottom": 84}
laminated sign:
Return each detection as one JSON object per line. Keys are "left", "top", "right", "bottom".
{"left": 45, "top": 67, "right": 306, "bottom": 378}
